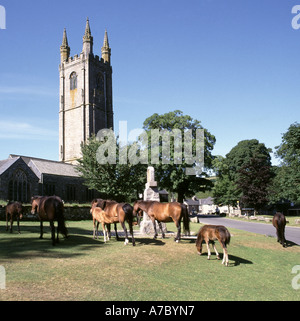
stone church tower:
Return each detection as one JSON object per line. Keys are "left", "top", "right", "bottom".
{"left": 59, "top": 19, "right": 114, "bottom": 164}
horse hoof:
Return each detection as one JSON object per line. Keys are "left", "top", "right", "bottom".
{"left": 124, "top": 239, "right": 129, "bottom": 245}
{"left": 175, "top": 240, "right": 179, "bottom": 243}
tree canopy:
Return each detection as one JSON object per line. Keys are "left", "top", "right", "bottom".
{"left": 77, "top": 135, "right": 146, "bottom": 202}
{"left": 270, "top": 122, "right": 300, "bottom": 204}
{"left": 213, "top": 139, "right": 273, "bottom": 211}
{"left": 143, "top": 110, "right": 216, "bottom": 202}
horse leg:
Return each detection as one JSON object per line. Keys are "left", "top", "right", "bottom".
{"left": 17, "top": 216, "right": 21, "bottom": 234}
{"left": 128, "top": 221, "right": 136, "bottom": 246}
{"left": 281, "top": 226, "right": 287, "bottom": 248}
{"left": 174, "top": 220, "right": 181, "bottom": 243}
{"left": 196, "top": 236, "right": 203, "bottom": 255}
{"left": 93, "top": 219, "right": 96, "bottom": 239}
{"left": 5, "top": 213, "right": 9, "bottom": 232}
{"left": 9, "top": 216, "right": 13, "bottom": 233}
{"left": 212, "top": 241, "right": 220, "bottom": 260}
{"left": 56, "top": 222, "right": 60, "bottom": 244}
{"left": 158, "top": 222, "right": 165, "bottom": 239}
{"left": 151, "top": 218, "right": 158, "bottom": 239}
{"left": 50, "top": 221, "right": 56, "bottom": 246}
{"left": 221, "top": 243, "right": 228, "bottom": 266}
{"left": 102, "top": 222, "right": 107, "bottom": 242}
{"left": 39, "top": 220, "right": 44, "bottom": 239}
{"left": 121, "top": 221, "right": 129, "bottom": 245}
{"left": 206, "top": 240, "right": 211, "bottom": 260}
{"left": 114, "top": 223, "right": 118, "bottom": 241}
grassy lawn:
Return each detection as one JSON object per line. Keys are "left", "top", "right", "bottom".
{"left": 0, "top": 220, "right": 300, "bottom": 301}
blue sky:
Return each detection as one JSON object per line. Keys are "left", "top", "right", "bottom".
{"left": 0, "top": 0, "right": 300, "bottom": 165}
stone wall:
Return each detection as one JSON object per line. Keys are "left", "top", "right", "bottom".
{"left": 0, "top": 205, "right": 91, "bottom": 221}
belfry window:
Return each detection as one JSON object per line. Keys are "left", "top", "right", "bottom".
{"left": 70, "top": 72, "right": 77, "bottom": 90}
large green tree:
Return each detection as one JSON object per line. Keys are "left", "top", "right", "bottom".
{"left": 143, "top": 110, "right": 216, "bottom": 202}
{"left": 271, "top": 122, "right": 300, "bottom": 204}
{"left": 236, "top": 157, "right": 273, "bottom": 213}
{"left": 213, "top": 139, "right": 273, "bottom": 210}
{"left": 77, "top": 135, "right": 146, "bottom": 202}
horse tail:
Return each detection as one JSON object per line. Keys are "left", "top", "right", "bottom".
{"left": 181, "top": 203, "right": 190, "bottom": 236}
{"left": 122, "top": 203, "right": 134, "bottom": 223}
{"left": 55, "top": 200, "right": 68, "bottom": 238}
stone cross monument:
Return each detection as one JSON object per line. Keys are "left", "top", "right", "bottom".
{"left": 140, "top": 166, "right": 167, "bottom": 235}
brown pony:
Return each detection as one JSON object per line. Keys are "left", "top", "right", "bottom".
{"left": 272, "top": 212, "right": 287, "bottom": 247}
{"left": 93, "top": 199, "right": 136, "bottom": 246}
{"left": 91, "top": 199, "right": 118, "bottom": 241}
{"left": 196, "top": 225, "right": 231, "bottom": 266}
{"left": 133, "top": 200, "right": 190, "bottom": 242}
{"left": 91, "top": 206, "right": 117, "bottom": 243}
{"left": 6, "top": 201, "right": 23, "bottom": 234}
{"left": 31, "top": 196, "right": 68, "bottom": 246}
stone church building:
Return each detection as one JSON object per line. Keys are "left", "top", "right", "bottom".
{"left": 0, "top": 19, "right": 113, "bottom": 203}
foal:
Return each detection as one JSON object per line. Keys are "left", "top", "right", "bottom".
{"left": 196, "top": 225, "right": 231, "bottom": 266}
{"left": 6, "top": 201, "right": 23, "bottom": 233}
{"left": 90, "top": 206, "right": 113, "bottom": 242}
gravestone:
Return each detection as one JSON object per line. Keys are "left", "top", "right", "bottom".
{"left": 140, "top": 166, "right": 167, "bottom": 235}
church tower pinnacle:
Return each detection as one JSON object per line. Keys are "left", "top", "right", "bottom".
{"left": 60, "top": 28, "right": 70, "bottom": 62}
{"left": 82, "top": 17, "right": 93, "bottom": 56}
{"left": 101, "top": 29, "right": 111, "bottom": 64}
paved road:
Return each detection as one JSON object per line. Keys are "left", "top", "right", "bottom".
{"left": 198, "top": 216, "right": 300, "bottom": 246}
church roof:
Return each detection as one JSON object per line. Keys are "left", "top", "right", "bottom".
{"left": 9, "top": 154, "right": 80, "bottom": 179}
{"left": 0, "top": 157, "right": 19, "bottom": 175}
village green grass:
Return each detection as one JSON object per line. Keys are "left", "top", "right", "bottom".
{"left": 0, "top": 220, "right": 300, "bottom": 301}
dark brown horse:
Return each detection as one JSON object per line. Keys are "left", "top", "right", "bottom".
{"left": 31, "top": 196, "right": 68, "bottom": 246}
{"left": 133, "top": 200, "right": 190, "bottom": 242}
{"left": 272, "top": 212, "right": 287, "bottom": 247}
{"left": 6, "top": 201, "right": 23, "bottom": 234}
{"left": 196, "top": 225, "right": 231, "bottom": 266}
{"left": 93, "top": 199, "right": 136, "bottom": 246}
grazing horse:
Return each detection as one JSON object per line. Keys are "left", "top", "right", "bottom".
{"left": 272, "top": 212, "right": 287, "bottom": 247}
{"left": 133, "top": 200, "right": 190, "bottom": 242}
{"left": 31, "top": 196, "right": 68, "bottom": 246}
{"left": 91, "top": 199, "right": 118, "bottom": 241}
{"left": 90, "top": 206, "right": 117, "bottom": 243}
{"left": 196, "top": 225, "right": 231, "bottom": 266}
{"left": 94, "top": 199, "right": 136, "bottom": 246}
{"left": 6, "top": 201, "right": 23, "bottom": 233}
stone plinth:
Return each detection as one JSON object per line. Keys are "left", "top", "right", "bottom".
{"left": 140, "top": 166, "right": 167, "bottom": 235}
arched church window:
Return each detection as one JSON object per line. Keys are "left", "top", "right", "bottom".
{"left": 70, "top": 72, "right": 77, "bottom": 90}
{"left": 8, "top": 169, "right": 29, "bottom": 202}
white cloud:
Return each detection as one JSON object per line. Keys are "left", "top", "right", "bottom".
{"left": 0, "top": 120, "right": 58, "bottom": 141}
{"left": 0, "top": 85, "right": 56, "bottom": 96}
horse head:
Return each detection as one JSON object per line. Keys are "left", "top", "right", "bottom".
{"left": 30, "top": 196, "right": 40, "bottom": 215}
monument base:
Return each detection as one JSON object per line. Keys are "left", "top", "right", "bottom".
{"left": 139, "top": 166, "right": 167, "bottom": 235}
